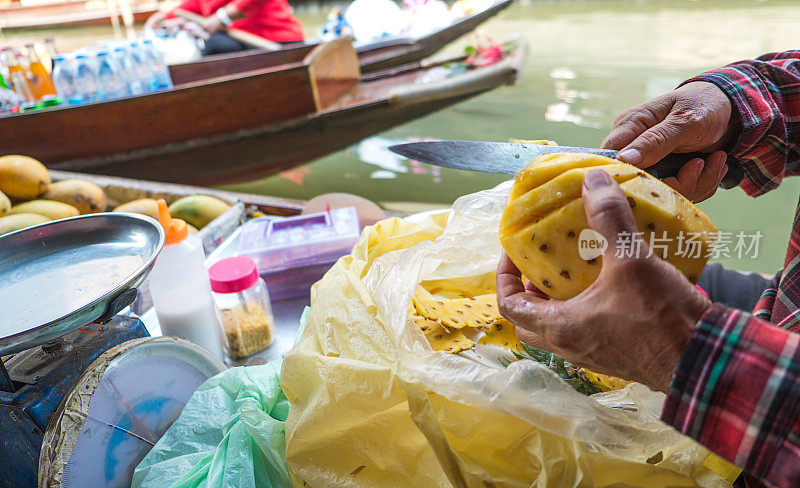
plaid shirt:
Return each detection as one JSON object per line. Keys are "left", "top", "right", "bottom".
{"left": 661, "top": 51, "right": 800, "bottom": 488}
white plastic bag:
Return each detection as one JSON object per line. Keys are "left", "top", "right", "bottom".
{"left": 282, "top": 182, "right": 739, "bottom": 487}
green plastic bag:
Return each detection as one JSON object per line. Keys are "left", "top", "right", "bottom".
{"left": 131, "top": 360, "right": 291, "bottom": 488}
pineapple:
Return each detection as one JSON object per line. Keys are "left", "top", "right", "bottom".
{"left": 500, "top": 153, "right": 717, "bottom": 300}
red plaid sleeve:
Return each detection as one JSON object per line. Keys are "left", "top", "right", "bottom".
{"left": 682, "top": 51, "right": 800, "bottom": 197}
{"left": 662, "top": 304, "right": 800, "bottom": 488}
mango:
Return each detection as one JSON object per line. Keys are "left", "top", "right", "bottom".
{"left": 168, "top": 195, "right": 231, "bottom": 229}
{"left": 10, "top": 200, "right": 80, "bottom": 220}
{"left": 0, "top": 155, "right": 50, "bottom": 200}
{"left": 500, "top": 153, "right": 717, "bottom": 300}
{"left": 0, "top": 191, "right": 10, "bottom": 216}
{"left": 187, "top": 223, "right": 199, "bottom": 234}
{"left": 114, "top": 198, "right": 159, "bottom": 220}
{"left": 0, "top": 213, "right": 51, "bottom": 236}
{"left": 43, "top": 179, "right": 106, "bottom": 214}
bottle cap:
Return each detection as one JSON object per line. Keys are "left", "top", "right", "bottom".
{"left": 157, "top": 198, "right": 188, "bottom": 246}
{"left": 208, "top": 256, "right": 258, "bottom": 293}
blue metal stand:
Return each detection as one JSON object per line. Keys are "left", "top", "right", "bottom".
{"left": 0, "top": 317, "right": 149, "bottom": 488}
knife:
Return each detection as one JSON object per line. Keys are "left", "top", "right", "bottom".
{"left": 389, "top": 141, "right": 743, "bottom": 189}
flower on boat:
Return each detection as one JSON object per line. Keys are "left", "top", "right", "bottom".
{"left": 464, "top": 35, "right": 507, "bottom": 67}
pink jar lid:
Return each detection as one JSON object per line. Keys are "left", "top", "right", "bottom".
{"left": 209, "top": 256, "right": 258, "bottom": 293}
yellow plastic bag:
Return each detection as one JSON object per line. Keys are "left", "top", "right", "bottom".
{"left": 281, "top": 182, "right": 739, "bottom": 487}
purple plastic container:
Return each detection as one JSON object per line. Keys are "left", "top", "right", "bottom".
{"left": 237, "top": 207, "right": 361, "bottom": 300}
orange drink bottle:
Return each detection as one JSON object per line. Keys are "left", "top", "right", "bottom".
{"left": 25, "top": 43, "right": 57, "bottom": 100}
{"left": 2, "top": 47, "right": 35, "bottom": 102}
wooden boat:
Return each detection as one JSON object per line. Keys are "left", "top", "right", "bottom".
{"left": 0, "top": 36, "right": 527, "bottom": 186}
{"left": 0, "top": 0, "right": 158, "bottom": 29}
{"left": 170, "top": 0, "right": 512, "bottom": 83}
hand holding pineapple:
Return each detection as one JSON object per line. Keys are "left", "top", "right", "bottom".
{"left": 497, "top": 169, "right": 711, "bottom": 393}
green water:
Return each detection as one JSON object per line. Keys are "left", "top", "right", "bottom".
{"left": 229, "top": 0, "right": 800, "bottom": 273}
{"left": 6, "top": 0, "right": 800, "bottom": 272}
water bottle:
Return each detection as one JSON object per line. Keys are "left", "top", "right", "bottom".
{"left": 128, "top": 41, "right": 157, "bottom": 93}
{"left": 142, "top": 39, "right": 173, "bottom": 90}
{"left": 95, "top": 51, "right": 127, "bottom": 101}
{"left": 112, "top": 46, "right": 144, "bottom": 96}
{"left": 73, "top": 54, "right": 99, "bottom": 103}
{"left": 51, "top": 55, "right": 83, "bottom": 105}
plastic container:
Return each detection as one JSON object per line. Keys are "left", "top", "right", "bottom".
{"left": 128, "top": 41, "right": 157, "bottom": 93}
{"left": 112, "top": 46, "right": 144, "bottom": 96}
{"left": 142, "top": 39, "right": 173, "bottom": 91}
{"left": 52, "top": 55, "right": 81, "bottom": 104}
{"left": 148, "top": 199, "right": 225, "bottom": 360}
{"left": 73, "top": 54, "right": 99, "bottom": 103}
{"left": 237, "top": 207, "right": 361, "bottom": 300}
{"left": 96, "top": 51, "right": 127, "bottom": 101}
{"left": 209, "top": 256, "right": 275, "bottom": 359}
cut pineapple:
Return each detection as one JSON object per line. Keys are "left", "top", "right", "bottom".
{"left": 500, "top": 153, "right": 717, "bottom": 300}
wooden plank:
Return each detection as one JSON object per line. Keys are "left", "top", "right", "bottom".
{"left": 169, "top": 44, "right": 314, "bottom": 86}
{"left": 304, "top": 38, "right": 360, "bottom": 110}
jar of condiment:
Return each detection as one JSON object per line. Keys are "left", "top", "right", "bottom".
{"left": 208, "top": 256, "right": 275, "bottom": 359}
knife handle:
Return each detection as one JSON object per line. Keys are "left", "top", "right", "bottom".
{"left": 645, "top": 152, "right": 743, "bottom": 190}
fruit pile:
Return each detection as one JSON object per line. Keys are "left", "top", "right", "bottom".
{"left": 0, "top": 154, "right": 233, "bottom": 236}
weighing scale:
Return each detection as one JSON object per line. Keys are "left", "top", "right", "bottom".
{"left": 0, "top": 214, "right": 226, "bottom": 488}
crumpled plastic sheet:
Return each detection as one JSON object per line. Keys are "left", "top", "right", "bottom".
{"left": 281, "top": 181, "right": 739, "bottom": 487}
{"left": 132, "top": 359, "right": 291, "bottom": 488}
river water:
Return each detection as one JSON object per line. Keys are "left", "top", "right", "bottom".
{"left": 6, "top": 0, "right": 800, "bottom": 272}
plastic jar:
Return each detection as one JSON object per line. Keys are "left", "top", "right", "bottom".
{"left": 209, "top": 256, "right": 275, "bottom": 359}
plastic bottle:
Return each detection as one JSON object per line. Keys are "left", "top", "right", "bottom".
{"left": 95, "top": 51, "right": 128, "bottom": 101}
{"left": 52, "top": 55, "right": 82, "bottom": 105}
{"left": 141, "top": 39, "right": 173, "bottom": 90}
{"left": 112, "top": 46, "right": 144, "bottom": 96}
{"left": 25, "top": 43, "right": 58, "bottom": 101}
{"left": 128, "top": 41, "right": 157, "bottom": 93}
{"left": 44, "top": 38, "right": 58, "bottom": 72}
{"left": 149, "top": 199, "right": 225, "bottom": 360}
{"left": 2, "top": 47, "right": 35, "bottom": 102}
{"left": 73, "top": 54, "right": 99, "bottom": 103}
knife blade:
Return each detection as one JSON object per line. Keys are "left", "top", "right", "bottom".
{"left": 389, "top": 141, "right": 742, "bottom": 189}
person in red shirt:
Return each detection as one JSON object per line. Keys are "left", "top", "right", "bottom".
{"left": 146, "top": 0, "right": 304, "bottom": 55}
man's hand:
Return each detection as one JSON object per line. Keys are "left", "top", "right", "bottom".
{"left": 602, "top": 81, "right": 734, "bottom": 202}
{"left": 497, "top": 169, "right": 711, "bottom": 392}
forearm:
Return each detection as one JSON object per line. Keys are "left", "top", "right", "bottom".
{"left": 681, "top": 52, "right": 800, "bottom": 196}
{"left": 662, "top": 303, "right": 800, "bottom": 487}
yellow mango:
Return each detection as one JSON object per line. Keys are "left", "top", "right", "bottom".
{"left": 0, "top": 155, "right": 50, "bottom": 200}
{"left": 10, "top": 200, "right": 80, "bottom": 220}
{"left": 500, "top": 153, "right": 717, "bottom": 300}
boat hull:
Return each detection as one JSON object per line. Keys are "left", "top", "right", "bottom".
{"left": 45, "top": 41, "right": 526, "bottom": 185}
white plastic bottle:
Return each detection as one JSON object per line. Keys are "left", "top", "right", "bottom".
{"left": 52, "top": 55, "right": 82, "bottom": 105}
{"left": 141, "top": 39, "right": 173, "bottom": 90}
{"left": 148, "top": 199, "right": 225, "bottom": 360}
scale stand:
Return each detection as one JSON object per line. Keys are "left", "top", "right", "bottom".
{"left": 0, "top": 316, "right": 150, "bottom": 488}
{"left": 0, "top": 358, "right": 13, "bottom": 393}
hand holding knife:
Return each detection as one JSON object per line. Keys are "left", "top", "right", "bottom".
{"left": 389, "top": 140, "right": 743, "bottom": 190}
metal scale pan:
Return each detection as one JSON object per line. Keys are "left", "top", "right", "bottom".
{"left": 0, "top": 213, "right": 165, "bottom": 357}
